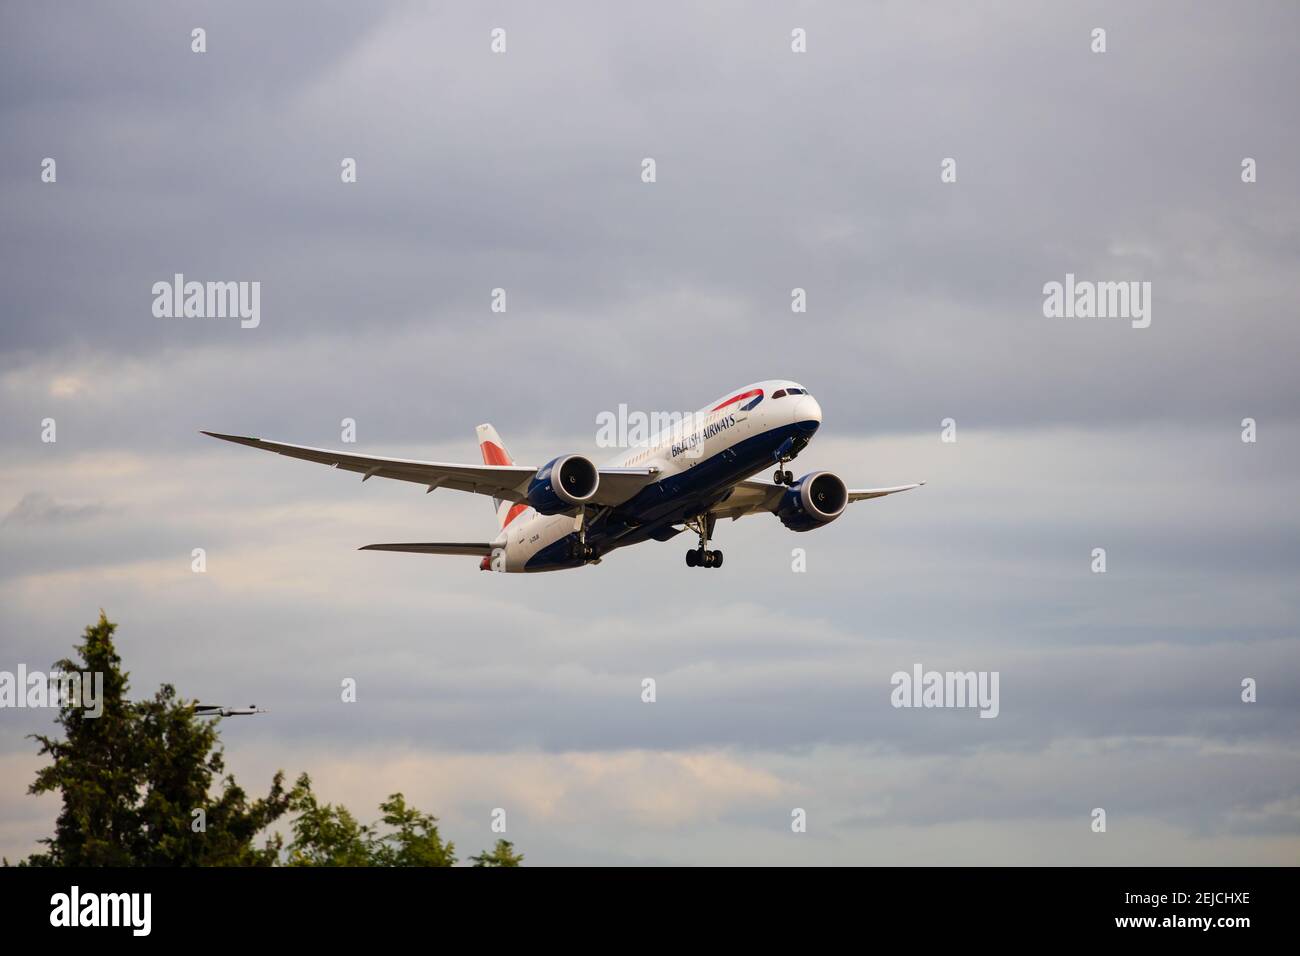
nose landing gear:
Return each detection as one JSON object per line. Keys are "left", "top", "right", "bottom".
{"left": 772, "top": 435, "right": 801, "bottom": 485}
{"left": 684, "top": 514, "right": 723, "bottom": 569}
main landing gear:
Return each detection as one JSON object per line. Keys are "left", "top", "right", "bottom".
{"left": 567, "top": 505, "right": 598, "bottom": 562}
{"left": 685, "top": 547, "right": 722, "bottom": 568}
{"left": 772, "top": 468, "right": 794, "bottom": 485}
{"left": 684, "top": 515, "right": 723, "bottom": 569}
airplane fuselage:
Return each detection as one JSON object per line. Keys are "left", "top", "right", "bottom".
{"left": 494, "top": 380, "right": 822, "bottom": 571}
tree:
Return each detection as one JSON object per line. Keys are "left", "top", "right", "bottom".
{"left": 133, "top": 683, "right": 289, "bottom": 866}
{"left": 371, "top": 792, "right": 455, "bottom": 867}
{"left": 27, "top": 612, "right": 137, "bottom": 866}
{"left": 284, "top": 783, "right": 456, "bottom": 866}
{"left": 470, "top": 840, "right": 524, "bottom": 867}
{"left": 24, "top": 612, "right": 523, "bottom": 867}
{"left": 283, "top": 774, "right": 374, "bottom": 867}
{"left": 25, "top": 612, "right": 290, "bottom": 866}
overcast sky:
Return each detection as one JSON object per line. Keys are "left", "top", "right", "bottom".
{"left": 1, "top": 1, "right": 1297, "bottom": 865}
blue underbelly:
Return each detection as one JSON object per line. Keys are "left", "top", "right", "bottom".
{"left": 523, "top": 420, "right": 818, "bottom": 571}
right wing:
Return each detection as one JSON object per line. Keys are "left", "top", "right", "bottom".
{"left": 202, "top": 432, "right": 657, "bottom": 508}
{"left": 359, "top": 542, "right": 496, "bottom": 556}
{"left": 710, "top": 479, "right": 925, "bottom": 521}
{"left": 847, "top": 484, "right": 926, "bottom": 502}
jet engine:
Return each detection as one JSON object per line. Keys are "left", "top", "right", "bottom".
{"left": 775, "top": 470, "right": 848, "bottom": 531}
{"left": 526, "top": 455, "right": 599, "bottom": 514}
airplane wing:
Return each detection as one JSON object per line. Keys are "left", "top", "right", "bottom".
{"left": 359, "top": 542, "right": 496, "bottom": 556}
{"left": 709, "top": 479, "right": 925, "bottom": 521}
{"left": 201, "top": 432, "right": 657, "bottom": 507}
{"left": 846, "top": 484, "right": 927, "bottom": 502}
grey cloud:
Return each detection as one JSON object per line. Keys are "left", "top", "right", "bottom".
{"left": 1, "top": 492, "right": 106, "bottom": 527}
{"left": 2, "top": 2, "right": 1299, "bottom": 437}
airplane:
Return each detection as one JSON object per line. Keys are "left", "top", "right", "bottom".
{"left": 194, "top": 703, "right": 267, "bottom": 717}
{"left": 203, "top": 379, "right": 923, "bottom": 573}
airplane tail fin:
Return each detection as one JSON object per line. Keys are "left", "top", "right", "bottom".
{"left": 476, "top": 423, "right": 526, "bottom": 529}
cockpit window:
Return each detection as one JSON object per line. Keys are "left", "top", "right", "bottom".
{"left": 787, "top": 387, "right": 805, "bottom": 395}
{"left": 772, "top": 389, "right": 787, "bottom": 399}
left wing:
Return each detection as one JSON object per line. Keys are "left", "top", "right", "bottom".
{"left": 709, "top": 479, "right": 925, "bottom": 521}
{"left": 203, "top": 431, "right": 537, "bottom": 500}
{"left": 201, "top": 432, "right": 657, "bottom": 507}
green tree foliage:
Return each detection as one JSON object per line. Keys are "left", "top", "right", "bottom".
{"left": 23, "top": 613, "right": 522, "bottom": 867}
{"left": 284, "top": 779, "right": 456, "bottom": 866}
{"left": 469, "top": 839, "right": 524, "bottom": 867}
{"left": 372, "top": 792, "right": 456, "bottom": 867}
{"left": 27, "top": 612, "right": 137, "bottom": 865}
{"left": 283, "top": 774, "right": 374, "bottom": 866}
{"left": 25, "top": 612, "right": 289, "bottom": 866}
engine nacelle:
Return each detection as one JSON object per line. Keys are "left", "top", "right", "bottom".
{"left": 526, "top": 455, "right": 599, "bottom": 515}
{"left": 776, "top": 470, "right": 848, "bottom": 532}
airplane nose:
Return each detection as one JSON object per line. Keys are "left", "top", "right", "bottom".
{"left": 793, "top": 395, "right": 822, "bottom": 430}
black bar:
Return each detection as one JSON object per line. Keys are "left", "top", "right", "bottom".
{"left": 0, "top": 866, "right": 1285, "bottom": 941}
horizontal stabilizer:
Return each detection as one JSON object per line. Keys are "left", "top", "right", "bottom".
{"left": 359, "top": 542, "right": 496, "bottom": 556}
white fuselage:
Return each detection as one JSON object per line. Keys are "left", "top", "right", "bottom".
{"left": 493, "top": 380, "right": 821, "bottom": 571}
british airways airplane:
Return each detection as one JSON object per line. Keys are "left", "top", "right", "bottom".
{"left": 203, "top": 380, "right": 923, "bottom": 572}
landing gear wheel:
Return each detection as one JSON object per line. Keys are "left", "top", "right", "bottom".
{"left": 783, "top": 470, "right": 794, "bottom": 484}
{"left": 570, "top": 541, "right": 596, "bottom": 562}
{"left": 686, "top": 515, "right": 720, "bottom": 569}
{"left": 687, "top": 549, "right": 723, "bottom": 568}
{"left": 773, "top": 469, "right": 785, "bottom": 485}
